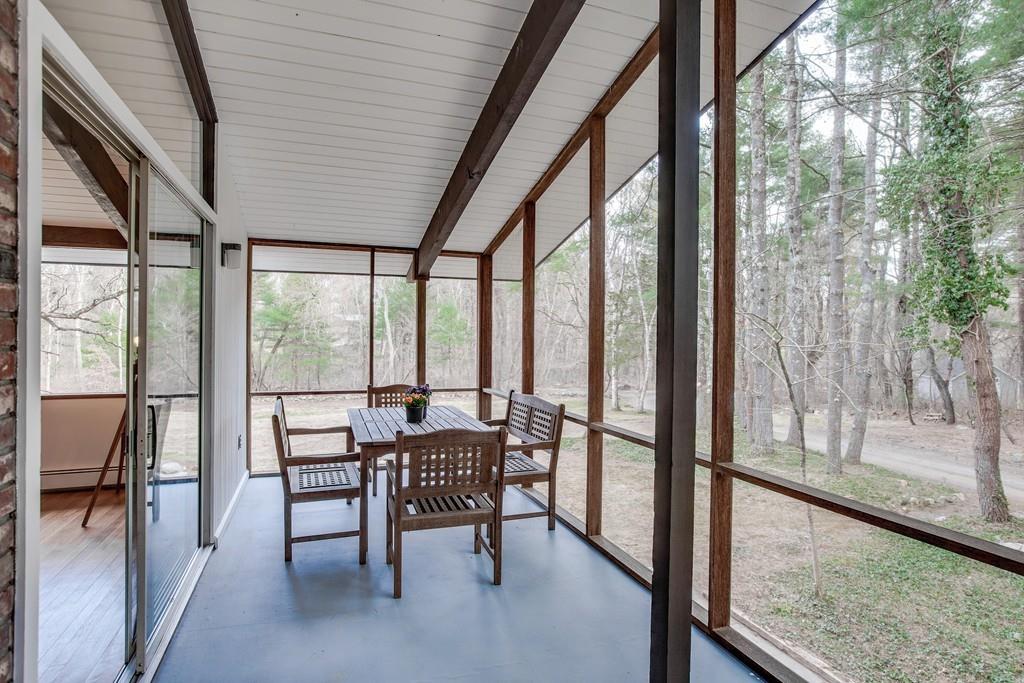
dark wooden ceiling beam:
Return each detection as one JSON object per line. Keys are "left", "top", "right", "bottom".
{"left": 43, "top": 225, "right": 127, "bottom": 250}
{"left": 161, "top": 0, "right": 217, "bottom": 208}
{"left": 42, "top": 93, "right": 129, "bottom": 238}
{"left": 410, "top": 0, "right": 585, "bottom": 280}
{"left": 160, "top": 0, "right": 217, "bottom": 124}
{"left": 484, "top": 28, "right": 659, "bottom": 257}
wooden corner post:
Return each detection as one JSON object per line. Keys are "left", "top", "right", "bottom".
{"left": 708, "top": 0, "right": 737, "bottom": 632}
{"left": 416, "top": 279, "right": 427, "bottom": 385}
{"left": 587, "top": 116, "right": 606, "bottom": 537}
{"left": 651, "top": 0, "right": 699, "bottom": 679}
{"left": 477, "top": 254, "right": 494, "bottom": 420}
{"left": 522, "top": 201, "right": 536, "bottom": 395}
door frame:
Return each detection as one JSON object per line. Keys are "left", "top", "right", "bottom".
{"left": 16, "top": 2, "right": 219, "bottom": 678}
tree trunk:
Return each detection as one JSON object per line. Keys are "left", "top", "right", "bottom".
{"left": 962, "top": 317, "right": 1011, "bottom": 522}
{"left": 825, "top": 27, "right": 848, "bottom": 475}
{"left": 846, "top": 37, "right": 884, "bottom": 465}
{"left": 927, "top": 346, "right": 956, "bottom": 424}
{"left": 783, "top": 35, "right": 807, "bottom": 449}
{"left": 749, "top": 64, "right": 774, "bottom": 456}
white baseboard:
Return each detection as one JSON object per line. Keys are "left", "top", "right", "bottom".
{"left": 41, "top": 466, "right": 121, "bottom": 491}
{"left": 213, "top": 472, "right": 248, "bottom": 545}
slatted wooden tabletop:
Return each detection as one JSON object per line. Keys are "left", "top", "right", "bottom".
{"left": 347, "top": 405, "right": 491, "bottom": 446}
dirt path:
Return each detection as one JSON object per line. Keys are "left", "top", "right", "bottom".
{"left": 773, "top": 420, "right": 1024, "bottom": 508}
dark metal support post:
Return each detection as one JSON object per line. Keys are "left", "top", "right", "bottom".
{"left": 651, "top": 0, "right": 700, "bottom": 679}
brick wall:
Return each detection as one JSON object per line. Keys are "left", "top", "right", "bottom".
{"left": 0, "top": 0, "right": 15, "bottom": 680}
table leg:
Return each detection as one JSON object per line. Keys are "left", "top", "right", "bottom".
{"left": 359, "top": 446, "right": 369, "bottom": 565}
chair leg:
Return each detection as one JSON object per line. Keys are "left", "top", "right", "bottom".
{"left": 284, "top": 500, "right": 293, "bottom": 562}
{"left": 474, "top": 524, "right": 481, "bottom": 554}
{"left": 386, "top": 504, "right": 394, "bottom": 565}
{"left": 393, "top": 524, "right": 402, "bottom": 599}
{"left": 372, "top": 457, "right": 378, "bottom": 496}
{"left": 492, "top": 517, "right": 502, "bottom": 586}
{"left": 547, "top": 475, "right": 556, "bottom": 530}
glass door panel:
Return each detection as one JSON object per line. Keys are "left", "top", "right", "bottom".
{"left": 141, "top": 168, "right": 204, "bottom": 640}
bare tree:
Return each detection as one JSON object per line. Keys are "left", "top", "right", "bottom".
{"left": 825, "top": 22, "right": 848, "bottom": 475}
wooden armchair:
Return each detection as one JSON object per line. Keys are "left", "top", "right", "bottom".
{"left": 367, "top": 383, "right": 414, "bottom": 496}
{"left": 271, "top": 396, "right": 362, "bottom": 562}
{"left": 385, "top": 427, "right": 507, "bottom": 598}
{"left": 484, "top": 392, "right": 565, "bottom": 530}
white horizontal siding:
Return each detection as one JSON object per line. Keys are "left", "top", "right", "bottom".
{"left": 44, "top": 0, "right": 815, "bottom": 265}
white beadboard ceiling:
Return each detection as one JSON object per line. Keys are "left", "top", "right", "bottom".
{"left": 43, "top": 0, "right": 815, "bottom": 278}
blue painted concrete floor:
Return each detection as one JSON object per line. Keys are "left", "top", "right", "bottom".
{"left": 154, "top": 476, "right": 761, "bottom": 682}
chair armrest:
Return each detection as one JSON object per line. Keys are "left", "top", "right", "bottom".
{"left": 287, "top": 425, "right": 351, "bottom": 436}
{"left": 385, "top": 459, "right": 399, "bottom": 482}
{"left": 514, "top": 440, "right": 556, "bottom": 453}
{"left": 284, "top": 451, "right": 359, "bottom": 467}
{"left": 482, "top": 418, "right": 507, "bottom": 427}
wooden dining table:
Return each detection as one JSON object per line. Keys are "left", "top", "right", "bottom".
{"left": 346, "top": 405, "right": 493, "bottom": 564}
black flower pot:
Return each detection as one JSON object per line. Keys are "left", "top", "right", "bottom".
{"left": 406, "top": 405, "right": 425, "bottom": 423}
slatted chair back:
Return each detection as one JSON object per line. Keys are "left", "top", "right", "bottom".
{"left": 504, "top": 392, "right": 565, "bottom": 448}
{"left": 368, "top": 383, "right": 415, "bottom": 408}
{"left": 272, "top": 396, "right": 293, "bottom": 487}
{"left": 394, "top": 428, "right": 507, "bottom": 498}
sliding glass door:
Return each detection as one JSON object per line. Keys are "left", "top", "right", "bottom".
{"left": 131, "top": 158, "right": 205, "bottom": 669}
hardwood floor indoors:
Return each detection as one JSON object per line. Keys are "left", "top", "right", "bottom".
{"left": 39, "top": 489, "right": 126, "bottom": 683}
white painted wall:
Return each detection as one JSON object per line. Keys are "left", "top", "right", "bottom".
{"left": 210, "top": 132, "right": 248, "bottom": 534}
{"left": 40, "top": 396, "right": 123, "bottom": 490}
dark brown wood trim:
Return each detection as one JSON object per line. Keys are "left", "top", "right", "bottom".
{"left": 708, "top": 0, "right": 738, "bottom": 632}
{"left": 411, "top": 0, "right": 585, "bottom": 278}
{"left": 482, "top": 387, "right": 512, "bottom": 400}
{"left": 250, "top": 389, "right": 367, "bottom": 398}
{"left": 477, "top": 254, "right": 493, "bottom": 420}
{"left": 160, "top": 0, "right": 217, "bottom": 124}
{"left": 202, "top": 120, "right": 216, "bottom": 209}
{"left": 590, "top": 421, "right": 655, "bottom": 449}
{"left": 42, "top": 225, "right": 126, "bottom": 250}
{"left": 416, "top": 279, "right": 427, "bottom": 385}
{"left": 521, "top": 201, "right": 536, "bottom": 394}
{"left": 368, "top": 249, "right": 376, "bottom": 387}
{"left": 721, "top": 462, "right": 1024, "bottom": 576}
{"left": 42, "top": 93, "right": 129, "bottom": 235}
{"left": 248, "top": 237, "right": 480, "bottom": 261}
{"left": 485, "top": 28, "right": 660, "bottom": 256}
{"left": 586, "top": 115, "right": 606, "bottom": 537}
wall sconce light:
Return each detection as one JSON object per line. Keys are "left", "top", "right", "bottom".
{"left": 221, "top": 242, "right": 242, "bottom": 270}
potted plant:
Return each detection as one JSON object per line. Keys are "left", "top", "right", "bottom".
{"left": 403, "top": 384, "right": 432, "bottom": 423}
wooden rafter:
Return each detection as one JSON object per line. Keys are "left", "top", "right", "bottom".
{"left": 484, "top": 28, "right": 660, "bottom": 258}
{"left": 410, "top": 0, "right": 585, "bottom": 280}
{"left": 42, "top": 93, "right": 129, "bottom": 238}
{"left": 160, "top": 0, "right": 217, "bottom": 207}
{"left": 160, "top": 0, "right": 217, "bottom": 124}
{"left": 43, "top": 225, "right": 127, "bottom": 250}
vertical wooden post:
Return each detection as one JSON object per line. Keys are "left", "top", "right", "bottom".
{"left": 202, "top": 120, "right": 216, "bottom": 210}
{"left": 708, "top": 0, "right": 736, "bottom": 632}
{"left": 477, "top": 254, "right": 494, "bottom": 420}
{"left": 368, "top": 249, "right": 376, "bottom": 388}
{"left": 522, "top": 201, "right": 536, "bottom": 394}
{"left": 587, "top": 116, "right": 606, "bottom": 537}
{"left": 416, "top": 278, "right": 427, "bottom": 385}
{"left": 651, "top": 0, "right": 698, "bottom": 679}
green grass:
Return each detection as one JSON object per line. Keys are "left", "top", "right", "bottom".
{"left": 755, "top": 525, "right": 1024, "bottom": 682}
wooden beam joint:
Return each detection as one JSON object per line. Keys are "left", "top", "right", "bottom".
{"left": 411, "top": 0, "right": 585, "bottom": 278}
